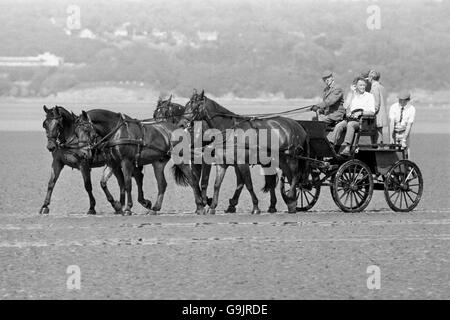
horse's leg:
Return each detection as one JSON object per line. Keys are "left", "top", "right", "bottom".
{"left": 100, "top": 166, "right": 123, "bottom": 214}
{"left": 239, "top": 164, "right": 261, "bottom": 214}
{"left": 121, "top": 158, "right": 134, "bottom": 215}
{"left": 269, "top": 187, "right": 277, "bottom": 213}
{"left": 80, "top": 164, "right": 96, "bottom": 215}
{"left": 208, "top": 164, "right": 228, "bottom": 215}
{"left": 179, "top": 164, "right": 205, "bottom": 215}
{"left": 39, "top": 159, "right": 64, "bottom": 214}
{"left": 134, "top": 165, "right": 152, "bottom": 210}
{"left": 280, "top": 156, "right": 299, "bottom": 213}
{"left": 225, "top": 166, "right": 244, "bottom": 213}
{"left": 149, "top": 160, "right": 169, "bottom": 213}
{"left": 261, "top": 164, "right": 278, "bottom": 213}
{"left": 200, "top": 163, "right": 212, "bottom": 206}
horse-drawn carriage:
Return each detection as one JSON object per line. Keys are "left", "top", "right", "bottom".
{"left": 280, "top": 115, "right": 423, "bottom": 212}
{"left": 41, "top": 94, "right": 423, "bottom": 215}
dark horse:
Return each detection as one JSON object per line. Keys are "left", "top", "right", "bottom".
{"left": 177, "top": 91, "right": 309, "bottom": 213}
{"left": 155, "top": 95, "right": 272, "bottom": 214}
{"left": 74, "top": 103, "right": 201, "bottom": 215}
{"left": 40, "top": 105, "right": 144, "bottom": 215}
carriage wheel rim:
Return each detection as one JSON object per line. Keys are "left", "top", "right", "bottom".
{"left": 332, "top": 160, "right": 373, "bottom": 212}
{"left": 384, "top": 160, "right": 423, "bottom": 212}
{"left": 280, "top": 173, "right": 321, "bottom": 211}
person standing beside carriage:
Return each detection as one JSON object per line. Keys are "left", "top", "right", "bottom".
{"left": 389, "top": 90, "right": 415, "bottom": 158}
{"left": 310, "top": 70, "right": 345, "bottom": 125}
{"left": 368, "top": 70, "right": 389, "bottom": 144}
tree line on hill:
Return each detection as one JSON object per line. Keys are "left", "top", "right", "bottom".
{"left": 0, "top": 0, "right": 448, "bottom": 98}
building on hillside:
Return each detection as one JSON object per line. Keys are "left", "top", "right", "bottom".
{"left": 197, "top": 31, "right": 218, "bottom": 41}
{"left": 0, "top": 52, "right": 63, "bottom": 67}
{"left": 152, "top": 28, "right": 168, "bottom": 40}
{"left": 114, "top": 22, "right": 132, "bottom": 38}
{"left": 79, "top": 28, "right": 96, "bottom": 39}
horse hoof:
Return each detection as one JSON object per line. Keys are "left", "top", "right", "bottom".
{"left": 146, "top": 210, "right": 157, "bottom": 216}
{"left": 39, "top": 207, "right": 49, "bottom": 215}
{"left": 207, "top": 208, "right": 216, "bottom": 215}
{"left": 141, "top": 200, "right": 152, "bottom": 210}
{"left": 123, "top": 210, "right": 132, "bottom": 216}
{"left": 225, "top": 206, "right": 236, "bottom": 213}
{"left": 195, "top": 208, "right": 206, "bottom": 215}
{"left": 87, "top": 209, "right": 96, "bottom": 215}
{"left": 252, "top": 208, "right": 261, "bottom": 215}
{"left": 113, "top": 201, "right": 122, "bottom": 212}
{"left": 267, "top": 207, "right": 277, "bottom": 213}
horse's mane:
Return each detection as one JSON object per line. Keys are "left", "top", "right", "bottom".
{"left": 54, "top": 106, "right": 76, "bottom": 129}
{"left": 204, "top": 96, "right": 236, "bottom": 116}
{"left": 86, "top": 109, "right": 131, "bottom": 136}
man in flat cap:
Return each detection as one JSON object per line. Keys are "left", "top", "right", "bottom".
{"left": 389, "top": 90, "right": 416, "bottom": 158}
{"left": 368, "top": 70, "right": 388, "bottom": 144}
{"left": 310, "top": 71, "right": 345, "bottom": 125}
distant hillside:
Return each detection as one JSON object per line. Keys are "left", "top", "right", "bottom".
{"left": 0, "top": 0, "right": 448, "bottom": 98}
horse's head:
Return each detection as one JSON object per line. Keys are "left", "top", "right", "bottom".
{"left": 153, "top": 95, "right": 172, "bottom": 119}
{"left": 153, "top": 95, "right": 186, "bottom": 124}
{"left": 74, "top": 110, "right": 99, "bottom": 160}
{"left": 178, "top": 89, "right": 206, "bottom": 129}
{"left": 42, "top": 105, "right": 66, "bottom": 152}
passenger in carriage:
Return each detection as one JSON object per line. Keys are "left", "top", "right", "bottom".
{"left": 310, "top": 70, "right": 345, "bottom": 125}
{"left": 329, "top": 76, "right": 376, "bottom": 156}
{"left": 389, "top": 90, "right": 415, "bottom": 158}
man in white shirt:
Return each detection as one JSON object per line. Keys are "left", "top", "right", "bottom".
{"left": 389, "top": 90, "right": 415, "bottom": 158}
{"left": 329, "top": 76, "right": 376, "bottom": 156}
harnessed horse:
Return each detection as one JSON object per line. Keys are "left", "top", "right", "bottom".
{"left": 40, "top": 105, "right": 140, "bottom": 215}
{"left": 74, "top": 102, "right": 199, "bottom": 215}
{"left": 177, "top": 91, "right": 310, "bottom": 213}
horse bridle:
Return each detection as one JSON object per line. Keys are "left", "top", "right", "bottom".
{"left": 183, "top": 96, "right": 210, "bottom": 129}
{"left": 43, "top": 114, "right": 65, "bottom": 148}
{"left": 73, "top": 117, "right": 100, "bottom": 151}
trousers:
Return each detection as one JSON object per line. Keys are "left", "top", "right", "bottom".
{"left": 329, "top": 120, "right": 360, "bottom": 145}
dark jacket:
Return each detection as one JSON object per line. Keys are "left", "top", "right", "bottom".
{"left": 317, "top": 83, "right": 345, "bottom": 122}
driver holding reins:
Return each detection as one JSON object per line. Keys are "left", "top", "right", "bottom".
{"left": 310, "top": 70, "right": 345, "bottom": 125}
{"left": 329, "top": 76, "right": 375, "bottom": 156}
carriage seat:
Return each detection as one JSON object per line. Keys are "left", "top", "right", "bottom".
{"left": 353, "top": 115, "right": 377, "bottom": 147}
{"left": 357, "top": 115, "right": 377, "bottom": 136}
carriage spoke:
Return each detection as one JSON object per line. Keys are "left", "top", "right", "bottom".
{"left": 393, "top": 190, "right": 401, "bottom": 205}
{"left": 305, "top": 190, "right": 315, "bottom": 199}
{"left": 355, "top": 167, "right": 364, "bottom": 183}
{"left": 354, "top": 190, "right": 364, "bottom": 202}
{"left": 300, "top": 190, "right": 304, "bottom": 207}
{"left": 357, "top": 173, "right": 370, "bottom": 183}
{"left": 402, "top": 192, "right": 409, "bottom": 208}
{"left": 350, "top": 191, "right": 354, "bottom": 208}
{"left": 405, "top": 191, "right": 416, "bottom": 204}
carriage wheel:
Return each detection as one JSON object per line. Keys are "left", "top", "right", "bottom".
{"left": 280, "top": 173, "right": 321, "bottom": 211}
{"left": 331, "top": 159, "right": 374, "bottom": 212}
{"left": 384, "top": 160, "right": 423, "bottom": 212}
{"left": 296, "top": 172, "right": 321, "bottom": 211}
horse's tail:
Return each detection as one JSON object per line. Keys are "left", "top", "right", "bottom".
{"left": 171, "top": 165, "right": 190, "bottom": 187}
{"left": 262, "top": 172, "right": 279, "bottom": 193}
